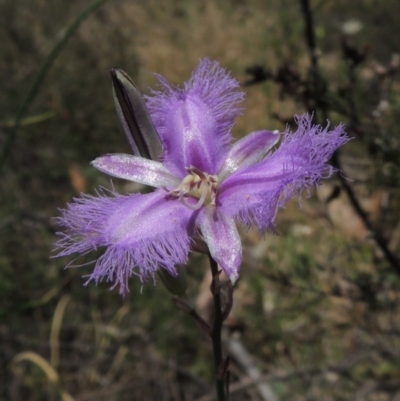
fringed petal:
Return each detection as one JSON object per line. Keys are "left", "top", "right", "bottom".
{"left": 218, "top": 129, "right": 280, "bottom": 181}
{"left": 92, "top": 154, "right": 180, "bottom": 188}
{"left": 146, "top": 59, "right": 244, "bottom": 175}
{"left": 54, "top": 190, "right": 194, "bottom": 295}
{"left": 198, "top": 206, "right": 242, "bottom": 283}
{"left": 218, "top": 114, "right": 349, "bottom": 232}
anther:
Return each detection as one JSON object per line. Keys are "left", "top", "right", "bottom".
{"left": 169, "top": 166, "right": 218, "bottom": 210}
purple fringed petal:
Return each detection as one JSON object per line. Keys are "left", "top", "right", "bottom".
{"left": 54, "top": 190, "right": 193, "bottom": 294}
{"left": 92, "top": 154, "right": 180, "bottom": 188}
{"left": 218, "top": 130, "right": 280, "bottom": 181}
{"left": 218, "top": 114, "right": 349, "bottom": 231}
{"left": 198, "top": 206, "right": 242, "bottom": 283}
{"left": 146, "top": 59, "right": 244, "bottom": 175}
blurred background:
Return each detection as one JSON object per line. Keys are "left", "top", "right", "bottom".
{"left": 1, "top": 0, "right": 400, "bottom": 400}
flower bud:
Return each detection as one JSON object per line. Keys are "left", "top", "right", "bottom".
{"left": 110, "top": 68, "right": 163, "bottom": 161}
{"left": 157, "top": 265, "right": 187, "bottom": 297}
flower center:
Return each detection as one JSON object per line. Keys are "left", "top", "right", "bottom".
{"left": 169, "top": 166, "right": 218, "bottom": 210}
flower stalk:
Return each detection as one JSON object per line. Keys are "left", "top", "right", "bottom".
{"left": 209, "top": 254, "right": 228, "bottom": 401}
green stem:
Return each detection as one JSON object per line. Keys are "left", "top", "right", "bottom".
{"left": 208, "top": 254, "right": 226, "bottom": 401}
{"left": 0, "top": 0, "right": 110, "bottom": 172}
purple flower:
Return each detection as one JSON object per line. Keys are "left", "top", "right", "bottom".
{"left": 55, "top": 59, "right": 348, "bottom": 294}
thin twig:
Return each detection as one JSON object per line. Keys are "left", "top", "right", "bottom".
{"left": 227, "top": 335, "right": 279, "bottom": 401}
{"left": 299, "top": 0, "right": 400, "bottom": 274}
{"left": 195, "top": 352, "right": 370, "bottom": 401}
{"left": 333, "top": 154, "right": 400, "bottom": 274}
{"left": 299, "top": 0, "right": 329, "bottom": 122}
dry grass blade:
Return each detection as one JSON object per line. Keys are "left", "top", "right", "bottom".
{"left": 11, "top": 351, "right": 75, "bottom": 401}
{"left": 106, "top": 346, "right": 129, "bottom": 382}
{"left": 50, "top": 294, "right": 71, "bottom": 369}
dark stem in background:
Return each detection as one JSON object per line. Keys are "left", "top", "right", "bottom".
{"left": 299, "top": 0, "right": 328, "bottom": 122}
{"left": 299, "top": 0, "right": 400, "bottom": 274}
{"left": 344, "top": 57, "right": 361, "bottom": 132}
{"left": 332, "top": 154, "right": 400, "bottom": 275}
{"left": 299, "top": 0, "right": 318, "bottom": 72}
{"left": 208, "top": 253, "right": 227, "bottom": 401}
